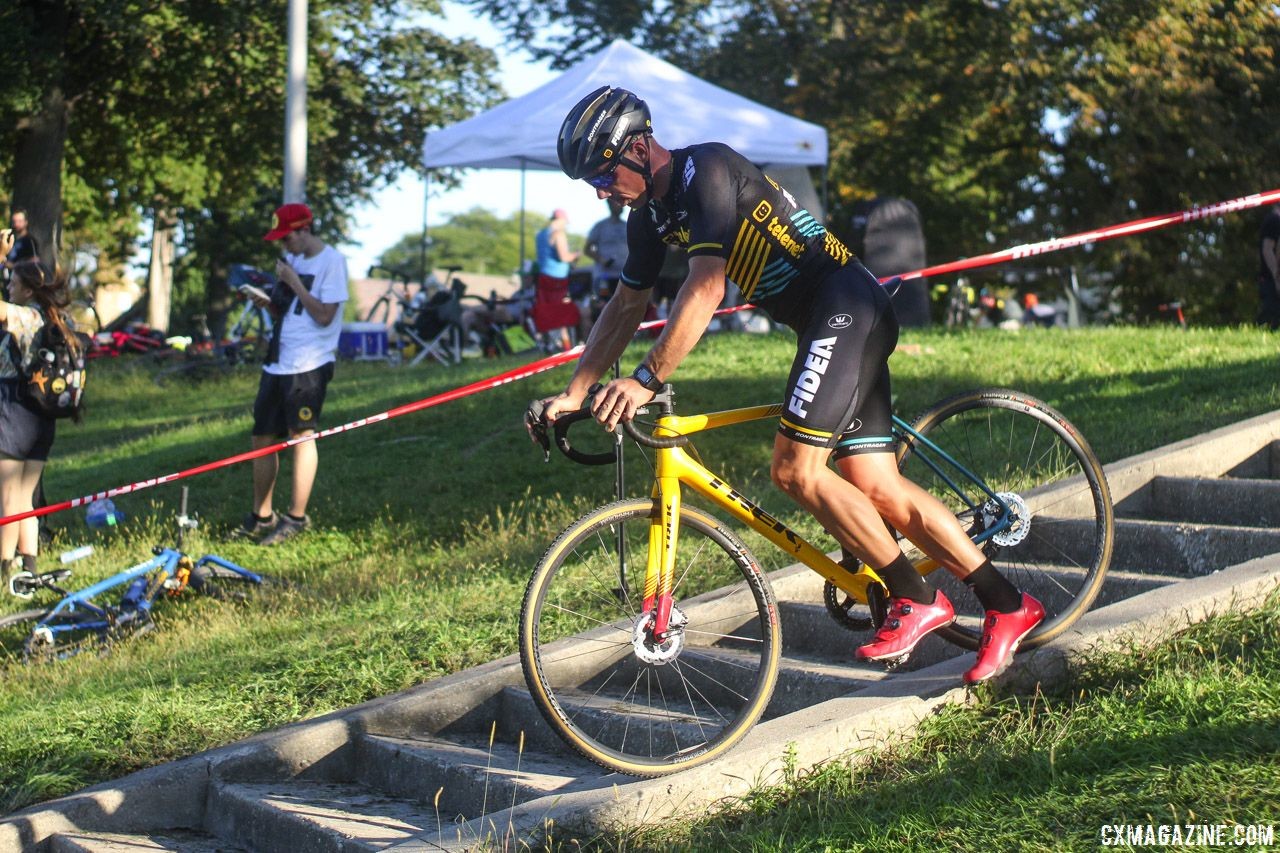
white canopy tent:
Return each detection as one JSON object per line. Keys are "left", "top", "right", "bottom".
{"left": 422, "top": 40, "right": 828, "bottom": 171}
{"left": 420, "top": 41, "right": 829, "bottom": 271}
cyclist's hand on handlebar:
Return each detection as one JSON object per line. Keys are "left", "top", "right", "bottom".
{"left": 590, "top": 378, "right": 654, "bottom": 433}
{"left": 525, "top": 392, "right": 582, "bottom": 458}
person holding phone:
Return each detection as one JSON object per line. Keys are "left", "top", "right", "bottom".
{"left": 232, "top": 203, "right": 349, "bottom": 545}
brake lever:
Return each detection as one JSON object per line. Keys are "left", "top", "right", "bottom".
{"left": 524, "top": 399, "right": 551, "bottom": 463}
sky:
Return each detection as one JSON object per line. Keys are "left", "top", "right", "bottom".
{"left": 342, "top": 3, "right": 613, "bottom": 278}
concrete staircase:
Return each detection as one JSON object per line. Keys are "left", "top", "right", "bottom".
{"left": 6, "top": 412, "right": 1280, "bottom": 852}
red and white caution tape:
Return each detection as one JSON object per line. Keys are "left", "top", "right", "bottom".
{"left": 895, "top": 187, "right": 1280, "bottom": 282}
{"left": 5, "top": 185, "right": 1277, "bottom": 527}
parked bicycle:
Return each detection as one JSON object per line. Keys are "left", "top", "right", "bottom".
{"left": 0, "top": 489, "right": 270, "bottom": 663}
{"left": 153, "top": 266, "right": 273, "bottom": 385}
{"left": 523, "top": 385, "right": 1114, "bottom": 776}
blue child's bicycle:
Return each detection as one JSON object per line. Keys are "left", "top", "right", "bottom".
{"left": 0, "top": 488, "right": 269, "bottom": 663}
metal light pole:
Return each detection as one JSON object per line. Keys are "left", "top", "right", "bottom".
{"left": 283, "top": 0, "right": 308, "bottom": 203}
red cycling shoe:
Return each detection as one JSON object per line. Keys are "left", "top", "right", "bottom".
{"left": 855, "top": 590, "right": 955, "bottom": 664}
{"left": 963, "top": 593, "right": 1045, "bottom": 685}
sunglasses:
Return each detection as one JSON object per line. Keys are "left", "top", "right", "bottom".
{"left": 585, "top": 162, "right": 621, "bottom": 190}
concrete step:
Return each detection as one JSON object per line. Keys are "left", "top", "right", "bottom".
{"left": 355, "top": 732, "right": 603, "bottom": 821}
{"left": 208, "top": 780, "right": 442, "bottom": 853}
{"left": 49, "top": 831, "right": 247, "bottom": 852}
{"left": 1223, "top": 440, "right": 1280, "bottom": 479}
{"left": 1136, "top": 476, "right": 1280, "bottom": 526}
{"left": 1109, "top": 518, "right": 1280, "bottom": 576}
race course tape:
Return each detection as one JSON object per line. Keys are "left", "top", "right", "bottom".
{"left": 3, "top": 185, "right": 1277, "bottom": 528}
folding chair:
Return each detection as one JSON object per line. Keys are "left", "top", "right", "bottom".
{"left": 529, "top": 273, "right": 581, "bottom": 352}
{"left": 395, "top": 285, "right": 463, "bottom": 366}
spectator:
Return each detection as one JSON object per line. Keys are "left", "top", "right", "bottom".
{"left": 0, "top": 260, "right": 79, "bottom": 586}
{"left": 233, "top": 203, "right": 349, "bottom": 546}
{"left": 2, "top": 209, "right": 39, "bottom": 293}
{"left": 582, "top": 198, "right": 629, "bottom": 336}
{"left": 532, "top": 209, "right": 581, "bottom": 351}
{"left": 1257, "top": 204, "right": 1280, "bottom": 330}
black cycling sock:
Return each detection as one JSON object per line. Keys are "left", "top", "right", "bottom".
{"left": 963, "top": 559, "right": 1023, "bottom": 613}
{"left": 875, "top": 552, "right": 935, "bottom": 604}
{"left": 20, "top": 554, "right": 37, "bottom": 573}
{"left": 253, "top": 513, "right": 273, "bottom": 524}
{"left": 285, "top": 512, "right": 307, "bottom": 523}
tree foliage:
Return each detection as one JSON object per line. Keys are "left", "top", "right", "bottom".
{"left": 0, "top": 0, "right": 502, "bottom": 332}
{"left": 376, "top": 207, "right": 584, "bottom": 279}
{"left": 465, "top": 0, "right": 1280, "bottom": 322}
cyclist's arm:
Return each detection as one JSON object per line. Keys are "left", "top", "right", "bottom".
{"left": 553, "top": 283, "right": 651, "bottom": 410}
{"left": 642, "top": 256, "right": 725, "bottom": 382}
{"left": 587, "top": 256, "right": 724, "bottom": 432}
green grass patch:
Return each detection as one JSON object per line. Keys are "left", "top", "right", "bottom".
{"left": 2, "top": 325, "right": 1278, "bottom": 816}
{"left": 607, "top": 592, "right": 1280, "bottom": 852}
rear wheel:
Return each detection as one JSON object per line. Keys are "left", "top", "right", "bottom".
{"left": 190, "top": 563, "right": 270, "bottom": 601}
{"left": 520, "top": 498, "right": 780, "bottom": 777}
{"left": 896, "top": 389, "right": 1114, "bottom": 650}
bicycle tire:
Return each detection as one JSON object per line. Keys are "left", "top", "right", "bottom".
{"left": 189, "top": 564, "right": 271, "bottom": 601}
{"left": 896, "top": 388, "right": 1114, "bottom": 650}
{"left": 0, "top": 609, "right": 50, "bottom": 655}
{"left": 520, "top": 498, "right": 781, "bottom": 777}
{"left": 365, "top": 297, "right": 391, "bottom": 325}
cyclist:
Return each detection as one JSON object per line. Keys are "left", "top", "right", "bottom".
{"left": 530, "top": 86, "right": 1044, "bottom": 684}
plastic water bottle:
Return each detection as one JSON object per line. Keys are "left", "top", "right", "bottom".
{"left": 85, "top": 498, "right": 124, "bottom": 529}
{"left": 60, "top": 544, "right": 94, "bottom": 563}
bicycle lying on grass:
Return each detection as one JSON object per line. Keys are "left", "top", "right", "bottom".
{"left": 0, "top": 489, "right": 270, "bottom": 663}
{"left": 524, "top": 385, "right": 1114, "bottom": 776}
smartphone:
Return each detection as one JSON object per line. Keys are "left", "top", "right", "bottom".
{"left": 238, "top": 283, "right": 271, "bottom": 302}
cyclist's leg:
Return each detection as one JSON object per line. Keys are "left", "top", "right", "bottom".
{"left": 250, "top": 372, "right": 284, "bottom": 518}
{"left": 836, "top": 450, "right": 985, "bottom": 576}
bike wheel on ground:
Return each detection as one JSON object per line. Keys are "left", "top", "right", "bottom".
{"left": 520, "top": 498, "right": 781, "bottom": 777}
{"left": 0, "top": 607, "right": 152, "bottom": 663}
{"left": 189, "top": 562, "right": 271, "bottom": 601}
{"left": 896, "top": 388, "right": 1114, "bottom": 650}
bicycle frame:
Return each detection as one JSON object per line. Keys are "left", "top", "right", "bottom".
{"left": 638, "top": 400, "right": 1013, "bottom": 640}
{"left": 31, "top": 550, "right": 262, "bottom": 648}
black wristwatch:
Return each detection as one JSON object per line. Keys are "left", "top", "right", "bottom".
{"left": 631, "top": 363, "right": 663, "bottom": 392}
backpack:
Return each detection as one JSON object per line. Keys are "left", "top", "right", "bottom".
{"left": 21, "top": 317, "right": 89, "bottom": 420}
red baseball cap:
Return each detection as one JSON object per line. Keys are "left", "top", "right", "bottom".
{"left": 264, "top": 203, "right": 314, "bottom": 241}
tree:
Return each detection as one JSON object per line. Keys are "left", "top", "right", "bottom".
{"left": 464, "top": 0, "right": 1280, "bottom": 321}
{"left": 376, "top": 207, "right": 585, "bottom": 279}
{"left": 0, "top": 0, "right": 502, "bottom": 331}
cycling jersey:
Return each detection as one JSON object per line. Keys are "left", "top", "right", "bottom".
{"left": 620, "top": 143, "right": 853, "bottom": 329}
{"left": 620, "top": 142, "right": 897, "bottom": 455}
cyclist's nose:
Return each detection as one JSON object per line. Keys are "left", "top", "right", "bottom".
{"left": 596, "top": 187, "right": 611, "bottom": 201}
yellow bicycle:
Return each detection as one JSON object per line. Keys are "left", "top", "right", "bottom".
{"left": 522, "top": 385, "right": 1114, "bottom": 776}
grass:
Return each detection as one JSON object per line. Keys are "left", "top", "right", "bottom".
{"left": 600, "top": 592, "right": 1280, "bottom": 852}
{"left": 1, "top": 324, "right": 1279, "bottom": 818}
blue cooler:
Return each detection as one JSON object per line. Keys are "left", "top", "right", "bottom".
{"left": 339, "top": 322, "right": 388, "bottom": 360}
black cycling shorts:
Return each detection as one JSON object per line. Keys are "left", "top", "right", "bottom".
{"left": 252, "top": 362, "right": 335, "bottom": 438}
{"left": 777, "top": 262, "right": 899, "bottom": 457}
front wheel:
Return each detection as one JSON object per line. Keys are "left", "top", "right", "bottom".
{"left": 896, "top": 389, "right": 1114, "bottom": 650}
{"left": 520, "top": 498, "right": 780, "bottom": 777}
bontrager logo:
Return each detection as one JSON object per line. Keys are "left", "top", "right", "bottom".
{"left": 788, "top": 336, "right": 836, "bottom": 419}
{"left": 828, "top": 314, "right": 852, "bottom": 329}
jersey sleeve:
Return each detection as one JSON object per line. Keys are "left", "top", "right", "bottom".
{"left": 683, "top": 148, "right": 738, "bottom": 260}
{"left": 619, "top": 210, "right": 665, "bottom": 290}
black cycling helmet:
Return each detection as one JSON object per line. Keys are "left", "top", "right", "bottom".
{"left": 557, "top": 86, "right": 652, "bottom": 180}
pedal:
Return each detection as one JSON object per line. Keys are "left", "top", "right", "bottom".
{"left": 883, "top": 652, "right": 910, "bottom": 671}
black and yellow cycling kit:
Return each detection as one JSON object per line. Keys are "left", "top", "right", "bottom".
{"left": 620, "top": 143, "right": 898, "bottom": 456}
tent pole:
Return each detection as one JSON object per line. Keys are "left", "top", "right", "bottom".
{"left": 418, "top": 171, "right": 432, "bottom": 287}
{"left": 519, "top": 159, "right": 527, "bottom": 275}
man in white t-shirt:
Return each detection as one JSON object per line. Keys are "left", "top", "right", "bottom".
{"left": 234, "top": 203, "right": 349, "bottom": 545}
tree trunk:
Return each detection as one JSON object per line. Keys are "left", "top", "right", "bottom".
{"left": 11, "top": 85, "right": 68, "bottom": 270}
{"left": 146, "top": 207, "right": 177, "bottom": 333}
